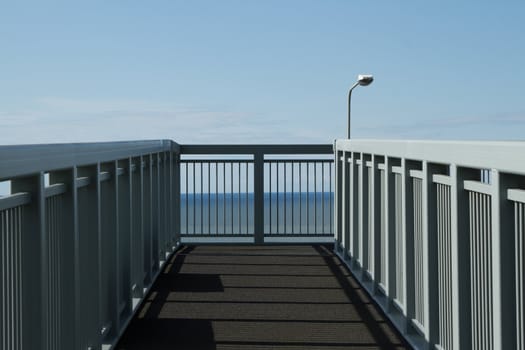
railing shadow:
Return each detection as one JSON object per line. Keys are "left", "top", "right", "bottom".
{"left": 116, "top": 244, "right": 409, "bottom": 350}
{"left": 313, "top": 245, "right": 408, "bottom": 349}
{"left": 117, "top": 246, "right": 220, "bottom": 350}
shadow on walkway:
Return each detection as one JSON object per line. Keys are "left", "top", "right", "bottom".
{"left": 116, "top": 245, "right": 410, "bottom": 350}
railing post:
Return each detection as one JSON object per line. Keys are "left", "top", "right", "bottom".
{"left": 491, "top": 170, "right": 517, "bottom": 349}
{"left": 144, "top": 155, "right": 153, "bottom": 285}
{"left": 153, "top": 153, "right": 161, "bottom": 272}
{"left": 335, "top": 149, "right": 343, "bottom": 252}
{"left": 423, "top": 161, "right": 440, "bottom": 346}
{"left": 131, "top": 156, "right": 145, "bottom": 301}
{"left": 157, "top": 153, "right": 165, "bottom": 261}
{"left": 254, "top": 152, "right": 264, "bottom": 244}
{"left": 359, "top": 153, "right": 370, "bottom": 278}
{"left": 350, "top": 152, "right": 359, "bottom": 266}
{"left": 11, "top": 173, "right": 46, "bottom": 349}
{"left": 342, "top": 151, "right": 350, "bottom": 260}
{"left": 99, "top": 161, "right": 119, "bottom": 342}
{"left": 167, "top": 152, "right": 173, "bottom": 246}
{"left": 450, "top": 164, "right": 473, "bottom": 350}
{"left": 49, "top": 167, "right": 79, "bottom": 349}
{"left": 402, "top": 158, "right": 414, "bottom": 333}
{"left": 371, "top": 155, "right": 382, "bottom": 294}
{"left": 162, "top": 152, "right": 169, "bottom": 256}
{"left": 77, "top": 164, "right": 102, "bottom": 349}
{"left": 385, "top": 156, "right": 396, "bottom": 312}
{"left": 118, "top": 158, "right": 133, "bottom": 326}
{"left": 173, "top": 152, "right": 181, "bottom": 244}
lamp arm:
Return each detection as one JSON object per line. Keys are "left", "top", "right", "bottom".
{"left": 348, "top": 82, "right": 359, "bottom": 139}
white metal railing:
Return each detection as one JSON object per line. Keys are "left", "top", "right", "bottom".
{"left": 334, "top": 139, "right": 525, "bottom": 350}
{"left": 0, "top": 140, "right": 180, "bottom": 350}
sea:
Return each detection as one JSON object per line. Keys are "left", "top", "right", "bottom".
{"left": 181, "top": 192, "right": 334, "bottom": 235}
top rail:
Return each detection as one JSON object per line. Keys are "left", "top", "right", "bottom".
{"left": 336, "top": 139, "right": 525, "bottom": 175}
{"left": 0, "top": 140, "right": 179, "bottom": 180}
{"left": 181, "top": 144, "right": 333, "bottom": 155}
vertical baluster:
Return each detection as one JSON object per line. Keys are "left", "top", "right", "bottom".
{"left": 330, "top": 161, "right": 333, "bottom": 234}
{"left": 185, "top": 163, "right": 188, "bottom": 235}
{"left": 269, "top": 163, "right": 272, "bottom": 235}
{"left": 307, "top": 162, "right": 309, "bottom": 234}
{"left": 516, "top": 203, "right": 520, "bottom": 349}
{"left": 292, "top": 162, "right": 294, "bottom": 234}
{"left": 200, "top": 162, "right": 203, "bottom": 234}
{"left": 216, "top": 162, "right": 219, "bottom": 235}
{"left": 299, "top": 162, "right": 302, "bottom": 234}
{"left": 470, "top": 191, "right": 477, "bottom": 350}
{"left": 277, "top": 162, "right": 279, "bottom": 234}
{"left": 192, "top": 162, "right": 195, "bottom": 235}
{"left": 231, "top": 163, "right": 233, "bottom": 235}
{"left": 2, "top": 209, "right": 5, "bottom": 349}
{"left": 479, "top": 192, "right": 486, "bottom": 350}
{"left": 8, "top": 208, "right": 13, "bottom": 350}
{"left": 314, "top": 162, "right": 317, "bottom": 234}
{"left": 246, "top": 162, "right": 249, "bottom": 234}
{"left": 208, "top": 163, "right": 211, "bottom": 235}
{"left": 223, "top": 163, "right": 226, "bottom": 235}
{"left": 1, "top": 210, "right": 4, "bottom": 350}
{"left": 238, "top": 162, "right": 241, "bottom": 234}
{"left": 473, "top": 191, "right": 478, "bottom": 350}
{"left": 284, "top": 162, "right": 287, "bottom": 234}
{"left": 322, "top": 162, "right": 325, "bottom": 234}
{"left": 8, "top": 207, "right": 13, "bottom": 350}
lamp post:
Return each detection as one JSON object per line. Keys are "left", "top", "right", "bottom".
{"left": 348, "top": 74, "right": 374, "bottom": 139}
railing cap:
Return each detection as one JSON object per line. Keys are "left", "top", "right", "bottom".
{"left": 0, "top": 140, "right": 179, "bottom": 180}
{"left": 180, "top": 144, "right": 333, "bottom": 155}
{"left": 335, "top": 139, "right": 525, "bottom": 175}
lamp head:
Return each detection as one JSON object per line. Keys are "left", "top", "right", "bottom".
{"left": 357, "top": 74, "right": 374, "bottom": 86}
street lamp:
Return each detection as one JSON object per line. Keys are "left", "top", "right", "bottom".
{"left": 348, "top": 74, "right": 374, "bottom": 139}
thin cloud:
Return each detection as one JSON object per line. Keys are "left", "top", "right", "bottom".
{"left": 356, "top": 111, "right": 525, "bottom": 140}
{"left": 0, "top": 97, "right": 335, "bottom": 145}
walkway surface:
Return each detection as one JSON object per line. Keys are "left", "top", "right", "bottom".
{"left": 116, "top": 245, "right": 410, "bottom": 350}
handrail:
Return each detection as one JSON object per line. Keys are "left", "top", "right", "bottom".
{"left": 0, "top": 140, "right": 180, "bottom": 350}
{"left": 0, "top": 140, "right": 333, "bottom": 350}
{"left": 180, "top": 143, "right": 332, "bottom": 154}
{"left": 336, "top": 139, "right": 525, "bottom": 175}
{"left": 334, "top": 139, "right": 525, "bottom": 350}
{"left": 0, "top": 140, "right": 178, "bottom": 180}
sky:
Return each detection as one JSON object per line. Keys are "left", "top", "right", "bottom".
{"left": 1, "top": 0, "right": 525, "bottom": 145}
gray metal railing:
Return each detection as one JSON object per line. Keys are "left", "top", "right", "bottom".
{"left": 265, "top": 159, "right": 333, "bottom": 237}
{"left": 334, "top": 139, "right": 525, "bottom": 350}
{"left": 0, "top": 141, "right": 333, "bottom": 350}
{"left": 181, "top": 159, "right": 254, "bottom": 237}
{"left": 0, "top": 140, "right": 180, "bottom": 350}
{"left": 179, "top": 144, "right": 333, "bottom": 243}
{"left": 5, "top": 137, "right": 525, "bottom": 350}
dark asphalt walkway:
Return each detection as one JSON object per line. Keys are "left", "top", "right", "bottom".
{"left": 116, "top": 245, "right": 409, "bottom": 350}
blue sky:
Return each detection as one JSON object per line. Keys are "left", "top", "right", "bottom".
{"left": 1, "top": 0, "right": 524, "bottom": 144}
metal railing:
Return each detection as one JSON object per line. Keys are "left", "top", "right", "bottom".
{"left": 4, "top": 137, "right": 525, "bottom": 350}
{"left": 334, "top": 139, "right": 525, "bottom": 350}
{"left": 0, "top": 141, "right": 180, "bottom": 350}
{"left": 179, "top": 144, "right": 333, "bottom": 243}
{"left": 0, "top": 141, "right": 333, "bottom": 350}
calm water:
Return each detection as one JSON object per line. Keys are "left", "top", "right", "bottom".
{"left": 181, "top": 192, "right": 334, "bottom": 235}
